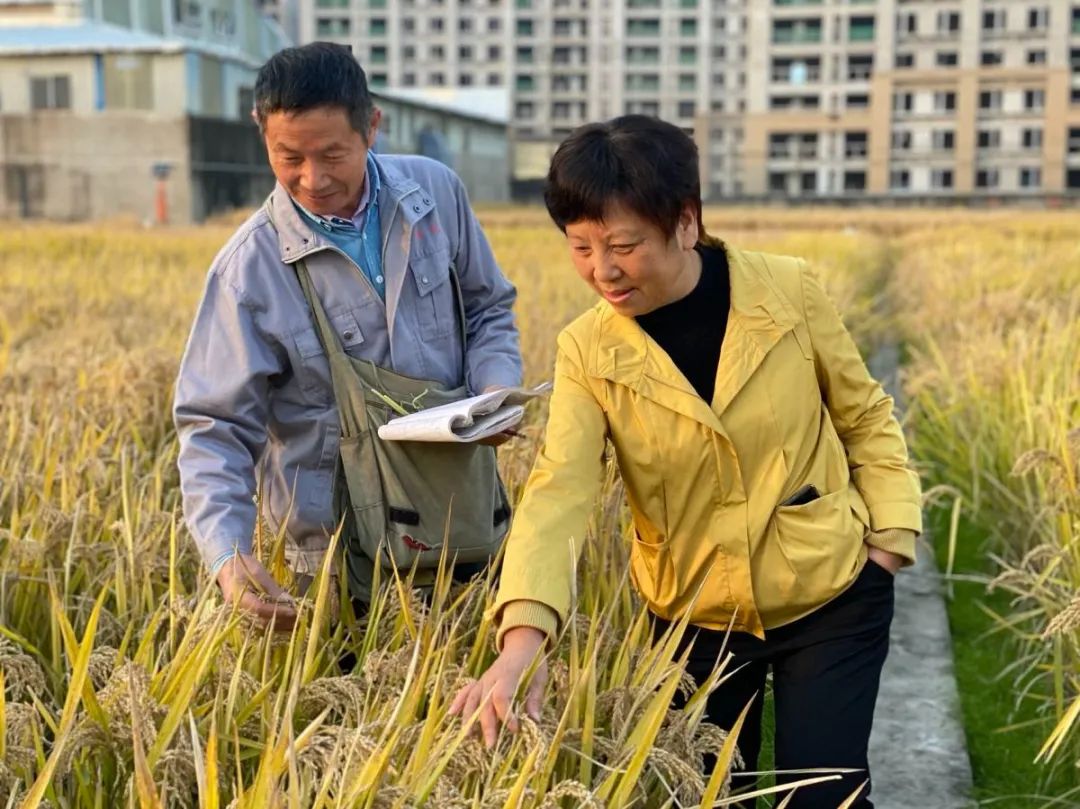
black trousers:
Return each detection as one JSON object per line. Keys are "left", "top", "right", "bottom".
{"left": 653, "top": 559, "right": 895, "bottom": 809}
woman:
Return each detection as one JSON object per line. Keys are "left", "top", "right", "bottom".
{"left": 450, "top": 116, "right": 922, "bottom": 808}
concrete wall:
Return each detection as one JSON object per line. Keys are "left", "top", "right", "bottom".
{"left": 0, "top": 112, "right": 191, "bottom": 222}
{"left": 374, "top": 95, "right": 510, "bottom": 202}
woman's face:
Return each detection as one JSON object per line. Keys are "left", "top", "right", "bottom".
{"left": 564, "top": 203, "right": 701, "bottom": 317}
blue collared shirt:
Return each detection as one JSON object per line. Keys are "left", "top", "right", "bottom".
{"left": 292, "top": 153, "right": 386, "bottom": 299}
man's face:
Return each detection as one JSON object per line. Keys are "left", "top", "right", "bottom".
{"left": 264, "top": 105, "right": 380, "bottom": 219}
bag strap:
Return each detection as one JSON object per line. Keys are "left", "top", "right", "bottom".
{"left": 264, "top": 197, "right": 469, "bottom": 363}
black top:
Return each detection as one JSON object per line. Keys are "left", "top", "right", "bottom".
{"left": 635, "top": 244, "right": 730, "bottom": 404}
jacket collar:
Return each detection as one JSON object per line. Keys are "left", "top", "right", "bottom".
{"left": 267, "top": 154, "right": 437, "bottom": 265}
{"left": 587, "top": 240, "right": 799, "bottom": 432}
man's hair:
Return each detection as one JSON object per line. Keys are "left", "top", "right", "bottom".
{"left": 544, "top": 115, "right": 704, "bottom": 241}
{"left": 254, "top": 42, "right": 375, "bottom": 137}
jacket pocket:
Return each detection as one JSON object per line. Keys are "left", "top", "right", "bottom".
{"left": 410, "top": 251, "right": 457, "bottom": 340}
{"left": 291, "top": 311, "right": 367, "bottom": 395}
{"left": 772, "top": 487, "right": 860, "bottom": 584}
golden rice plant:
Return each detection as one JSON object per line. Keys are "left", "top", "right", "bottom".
{"left": 0, "top": 215, "right": 888, "bottom": 806}
{"left": 896, "top": 221, "right": 1080, "bottom": 770}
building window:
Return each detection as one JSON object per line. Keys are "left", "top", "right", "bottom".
{"left": 847, "top": 55, "right": 873, "bottom": 80}
{"left": 932, "top": 129, "right": 955, "bottom": 151}
{"left": 370, "top": 17, "right": 386, "bottom": 34}
{"left": 488, "top": 16, "right": 500, "bottom": 32}
{"left": 897, "top": 12, "right": 916, "bottom": 35}
{"left": 515, "top": 101, "right": 534, "bottom": 118}
{"left": 844, "top": 131, "right": 868, "bottom": 158}
{"left": 843, "top": 171, "right": 866, "bottom": 192}
{"left": 459, "top": 45, "right": 473, "bottom": 61}
{"left": 846, "top": 93, "right": 870, "bottom": 109}
{"left": 1068, "top": 126, "right": 1080, "bottom": 154}
{"left": 769, "top": 172, "right": 787, "bottom": 194}
{"left": 893, "top": 91, "right": 914, "bottom": 113}
{"left": 679, "top": 46, "right": 696, "bottom": 65}
{"left": 931, "top": 169, "right": 954, "bottom": 189}
{"left": 369, "top": 73, "right": 387, "bottom": 88}
{"left": 516, "top": 19, "right": 533, "bottom": 36}
{"left": 773, "top": 57, "right": 821, "bottom": 83}
{"left": 1027, "top": 6, "right": 1049, "bottom": 31}
{"left": 627, "top": 18, "right": 661, "bottom": 36}
{"left": 895, "top": 52, "right": 914, "bottom": 69}
{"left": 801, "top": 172, "right": 816, "bottom": 193}
{"left": 458, "top": 17, "right": 472, "bottom": 32}
{"left": 889, "top": 169, "right": 911, "bottom": 190}
{"left": 487, "top": 72, "right": 501, "bottom": 86}
{"left": 459, "top": 73, "right": 474, "bottom": 86}
{"left": 316, "top": 17, "right": 350, "bottom": 36}
{"left": 975, "top": 168, "right": 1000, "bottom": 189}
{"left": 772, "top": 18, "right": 823, "bottom": 44}
{"left": 979, "top": 90, "right": 1003, "bottom": 111}
{"left": 678, "top": 100, "right": 696, "bottom": 117}
{"left": 1022, "top": 127, "right": 1043, "bottom": 149}
{"left": 977, "top": 129, "right": 1001, "bottom": 149}
{"left": 1027, "top": 49, "right": 1047, "bottom": 66}
{"left": 402, "top": 72, "right": 416, "bottom": 86}
{"left": 371, "top": 45, "right": 387, "bottom": 63}
{"left": 429, "top": 44, "right": 445, "bottom": 59}
{"left": 488, "top": 45, "right": 501, "bottom": 60}
{"left": 1019, "top": 167, "right": 1042, "bottom": 188}
{"left": 891, "top": 129, "right": 912, "bottom": 150}
{"left": 1074, "top": 7, "right": 1080, "bottom": 34}
{"left": 515, "top": 74, "right": 535, "bottom": 91}
{"left": 429, "top": 72, "right": 445, "bottom": 86}
{"left": 516, "top": 46, "right": 532, "bottom": 63}
{"left": 937, "top": 11, "right": 960, "bottom": 33}
{"left": 982, "top": 9, "right": 1006, "bottom": 33}
{"left": 934, "top": 91, "right": 957, "bottom": 112}
{"left": 678, "top": 73, "right": 696, "bottom": 91}
{"left": 849, "top": 16, "right": 874, "bottom": 42}
{"left": 403, "top": 18, "right": 415, "bottom": 33}
{"left": 1072, "top": 87, "right": 1080, "bottom": 105}
{"left": 1024, "top": 89, "right": 1045, "bottom": 110}
{"left": 936, "top": 51, "right": 958, "bottom": 68}
{"left": 30, "top": 75, "right": 72, "bottom": 110}
{"left": 981, "top": 50, "right": 1004, "bottom": 67}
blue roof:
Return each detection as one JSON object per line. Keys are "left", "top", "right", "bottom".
{"left": 0, "top": 21, "right": 270, "bottom": 64}
{"left": 0, "top": 22, "right": 172, "bottom": 53}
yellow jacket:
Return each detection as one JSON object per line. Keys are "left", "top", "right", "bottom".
{"left": 492, "top": 243, "right": 923, "bottom": 642}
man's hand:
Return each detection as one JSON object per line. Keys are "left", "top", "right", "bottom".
{"left": 448, "top": 626, "right": 548, "bottom": 747}
{"left": 866, "top": 545, "right": 904, "bottom": 576}
{"left": 216, "top": 553, "right": 298, "bottom": 631}
{"left": 476, "top": 384, "right": 522, "bottom": 447}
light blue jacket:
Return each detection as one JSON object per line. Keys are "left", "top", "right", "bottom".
{"left": 174, "top": 154, "right": 522, "bottom": 575}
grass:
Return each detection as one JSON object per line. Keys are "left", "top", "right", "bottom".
{"left": 930, "top": 509, "right": 1079, "bottom": 806}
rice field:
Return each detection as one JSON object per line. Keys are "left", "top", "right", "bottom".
{"left": 0, "top": 207, "right": 1076, "bottom": 806}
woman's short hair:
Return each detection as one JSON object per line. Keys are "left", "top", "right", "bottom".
{"left": 254, "top": 42, "right": 375, "bottom": 138}
{"left": 544, "top": 115, "right": 704, "bottom": 241}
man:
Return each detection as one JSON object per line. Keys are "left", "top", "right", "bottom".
{"left": 174, "top": 43, "right": 521, "bottom": 628}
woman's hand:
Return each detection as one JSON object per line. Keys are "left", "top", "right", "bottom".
{"left": 449, "top": 626, "right": 548, "bottom": 747}
{"left": 216, "top": 553, "right": 298, "bottom": 630}
{"left": 866, "top": 545, "right": 904, "bottom": 575}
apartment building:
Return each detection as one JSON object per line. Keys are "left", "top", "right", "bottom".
{"left": 731, "top": 0, "right": 1077, "bottom": 200}
{"left": 294, "top": 0, "right": 1080, "bottom": 202}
